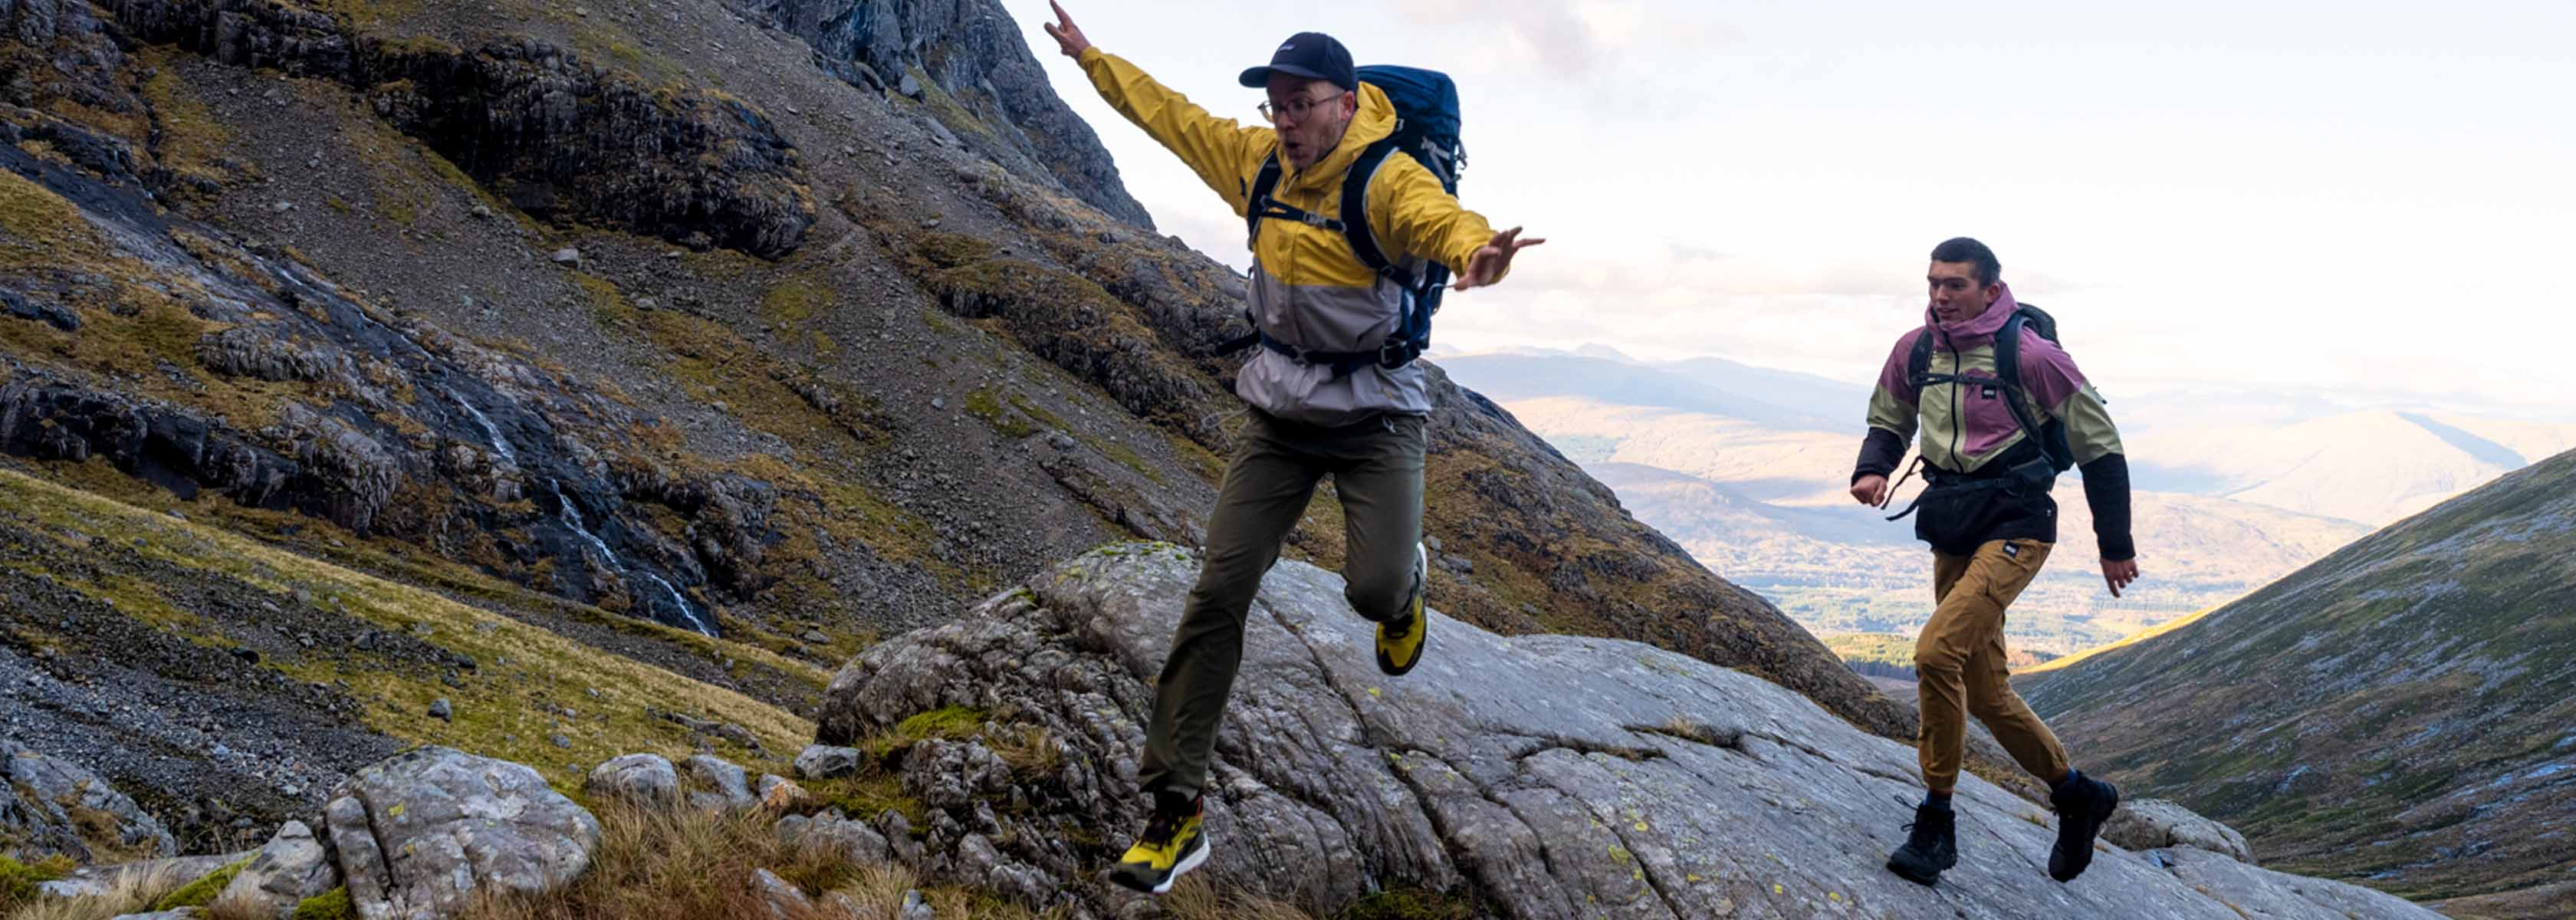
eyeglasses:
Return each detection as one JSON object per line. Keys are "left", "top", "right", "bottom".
{"left": 1258, "top": 90, "right": 1349, "bottom": 123}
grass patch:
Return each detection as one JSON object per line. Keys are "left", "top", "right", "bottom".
{"left": 905, "top": 67, "right": 994, "bottom": 140}
{"left": 893, "top": 705, "right": 986, "bottom": 742}
{"left": 759, "top": 275, "right": 830, "bottom": 327}
{"left": 307, "top": 0, "right": 424, "bottom": 28}
{"left": 291, "top": 887, "right": 358, "bottom": 920}
{"left": 0, "top": 169, "right": 104, "bottom": 269}
{"left": 573, "top": 272, "right": 632, "bottom": 329}
{"left": 150, "top": 858, "right": 248, "bottom": 911}
{"left": 1096, "top": 439, "right": 1158, "bottom": 483}
{"left": 964, "top": 387, "right": 1037, "bottom": 439}
{"left": 1341, "top": 888, "right": 1479, "bottom": 920}
{"left": 0, "top": 854, "right": 74, "bottom": 912}
{"left": 0, "top": 468, "right": 820, "bottom": 787}
{"left": 801, "top": 773, "right": 928, "bottom": 833}
{"left": 4, "top": 856, "right": 192, "bottom": 920}
{"left": 458, "top": 802, "right": 840, "bottom": 920}
{"left": 136, "top": 49, "right": 242, "bottom": 194}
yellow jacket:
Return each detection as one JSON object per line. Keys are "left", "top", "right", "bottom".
{"left": 1076, "top": 48, "right": 1500, "bottom": 423}
{"left": 1076, "top": 48, "right": 1500, "bottom": 285}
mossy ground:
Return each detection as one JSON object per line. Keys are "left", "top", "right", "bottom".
{"left": 0, "top": 468, "right": 820, "bottom": 788}
{"left": 149, "top": 858, "right": 247, "bottom": 911}
{"left": 0, "top": 855, "right": 74, "bottom": 913}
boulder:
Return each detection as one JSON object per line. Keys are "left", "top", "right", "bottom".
{"left": 2, "top": 740, "right": 176, "bottom": 863}
{"left": 682, "top": 755, "right": 757, "bottom": 813}
{"left": 320, "top": 747, "right": 600, "bottom": 920}
{"left": 583, "top": 754, "right": 681, "bottom": 810}
{"left": 793, "top": 744, "right": 861, "bottom": 780}
{"left": 750, "top": 868, "right": 811, "bottom": 919}
{"left": 2105, "top": 798, "right": 2256, "bottom": 863}
{"left": 215, "top": 821, "right": 337, "bottom": 919}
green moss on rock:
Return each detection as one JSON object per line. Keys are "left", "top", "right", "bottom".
{"left": 153, "top": 857, "right": 250, "bottom": 910}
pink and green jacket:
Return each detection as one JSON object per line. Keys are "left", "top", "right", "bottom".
{"left": 1855, "top": 285, "right": 2136, "bottom": 560}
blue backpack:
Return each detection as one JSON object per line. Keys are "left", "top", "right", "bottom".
{"left": 1224, "top": 65, "right": 1465, "bottom": 377}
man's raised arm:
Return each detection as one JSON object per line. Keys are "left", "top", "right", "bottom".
{"left": 1046, "top": 2, "right": 1270, "bottom": 215}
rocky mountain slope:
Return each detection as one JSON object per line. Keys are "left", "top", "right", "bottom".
{"left": 1, "top": 0, "right": 1906, "bottom": 860}
{"left": 0, "top": 544, "right": 2445, "bottom": 918}
{"left": 808, "top": 542, "right": 2443, "bottom": 919}
{"left": 2022, "top": 447, "right": 2576, "bottom": 911}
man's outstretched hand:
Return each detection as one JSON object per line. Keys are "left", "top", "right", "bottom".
{"left": 1041, "top": 2, "right": 1091, "bottom": 59}
{"left": 2101, "top": 557, "right": 2141, "bottom": 598}
{"left": 1453, "top": 226, "right": 1545, "bottom": 291}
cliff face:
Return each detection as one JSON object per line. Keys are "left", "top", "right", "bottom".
{"left": 728, "top": 0, "right": 1153, "bottom": 228}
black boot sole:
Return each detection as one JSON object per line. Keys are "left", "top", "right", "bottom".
{"left": 1887, "top": 852, "right": 1948, "bottom": 887}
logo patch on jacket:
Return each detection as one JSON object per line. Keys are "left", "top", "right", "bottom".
{"left": 2003, "top": 542, "right": 2021, "bottom": 559}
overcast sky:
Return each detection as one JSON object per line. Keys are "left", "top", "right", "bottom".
{"left": 1003, "top": 1, "right": 2576, "bottom": 415}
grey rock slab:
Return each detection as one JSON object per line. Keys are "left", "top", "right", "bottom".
{"left": 682, "top": 754, "right": 757, "bottom": 813}
{"left": 816, "top": 544, "right": 2444, "bottom": 919}
{"left": 794, "top": 744, "right": 862, "bottom": 780}
{"left": 757, "top": 774, "right": 807, "bottom": 810}
{"left": 219, "top": 820, "right": 338, "bottom": 919}
{"left": 751, "top": 868, "right": 812, "bottom": 920}
{"left": 2, "top": 739, "right": 178, "bottom": 863}
{"left": 802, "top": 810, "right": 891, "bottom": 865}
{"left": 322, "top": 747, "right": 600, "bottom": 920}
{"left": 2106, "top": 798, "right": 2254, "bottom": 863}
{"left": 2147, "top": 846, "right": 2440, "bottom": 919}
{"left": 583, "top": 754, "right": 681, "bottom": 810}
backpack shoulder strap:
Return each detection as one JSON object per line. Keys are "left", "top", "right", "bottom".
{"left": 1339, "top": 136, "right": 1419, "bottom": 291}
{"left": 1906, "top": 327, "right": 1934, "bottom": 388}
{"left": 1991, "top": 311, "right": 2064, "bottom": 458}
{"left": 1244, "top": 153, "right": 1286, "bottom": 247}
{"left": 1994, "top": 311, "right": 2026, "bottom": 395}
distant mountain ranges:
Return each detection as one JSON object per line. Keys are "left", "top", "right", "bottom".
{"left": 1434, "top": 346, "right": 2575, "bottom": 654}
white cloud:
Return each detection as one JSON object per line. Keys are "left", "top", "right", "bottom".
{"left": 1014, "top": 0, "right": 2576, "bottom": 411}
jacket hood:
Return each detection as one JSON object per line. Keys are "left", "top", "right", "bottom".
{"left": 1926, "top": 282, "right": 2019, "bottom": 347}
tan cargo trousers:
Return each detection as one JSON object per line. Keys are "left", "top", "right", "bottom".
{"left": 1917, "top": 537, "right": 2073, "bottom": 794}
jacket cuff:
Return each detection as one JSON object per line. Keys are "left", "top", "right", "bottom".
{"left": 2080, "top": 454, "right": 2135, "bottom": 560}
{"left": 1854, "top": 427, "right": 1907, "bottom": 482}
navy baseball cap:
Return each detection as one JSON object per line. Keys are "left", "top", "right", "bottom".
{"left": 1238, "top": 32, "right": 1356, "bottom": 92}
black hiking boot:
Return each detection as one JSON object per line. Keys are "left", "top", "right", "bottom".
{"left": 1885, "top": 802, "right": 1958, "bottom": 886}
{"left": 2049, "top": 772, "right": 2121, "bottom": 882}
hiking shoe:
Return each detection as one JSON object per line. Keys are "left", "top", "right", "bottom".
{"left": 1374, "top": 544, "right": 1428, "bottom": 676}
{"left": 2049, "top": 773, "right": 2121, "bottom": 882}
{"left": 1109, "top": 793, "right": 1208, "bottom": 895}
{"left": 1885, "top": 803, "right": 1959, "bottom": 886}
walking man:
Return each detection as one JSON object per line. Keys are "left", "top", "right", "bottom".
{"left": 1042, "top": 3, "right": 1543, "bottom": 894}
{"left": 1851, "top": 238, "right": 2137, "bottom": 886}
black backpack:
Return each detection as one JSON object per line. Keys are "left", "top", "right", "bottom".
{"left": 1220, "top": 65, "right": 1464, "bottom": 378}
{"left": 1905, "top": 303, "right": 2078, "bottom": 477}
